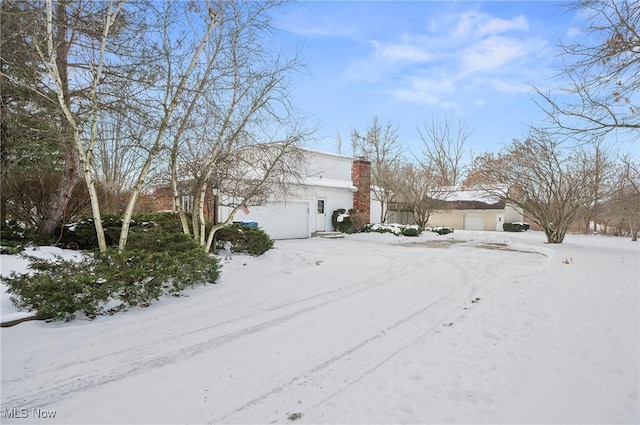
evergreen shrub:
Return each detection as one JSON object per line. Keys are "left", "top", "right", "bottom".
{"left": 503, "top": 222, "right": 529, "bottom": 232}
{"left": 432, "top": 227, "right": 454, "bottom": 235}
{"left": 362, "top": 223, "right": 422, "bottom": 236}
{"left": 2, "top": 232, "right": 220, "bottom": 321}
{"left": 215, "top": 223, "right": 273, "bottom": 256}
{"left": 53, "top": 212, "right": 185, "bottom": 250}
{"left": 402, "top": 227, "right": 421, "bottom": 237}
{"left": 331, "top": 209, "right": 356, "bottom": 234}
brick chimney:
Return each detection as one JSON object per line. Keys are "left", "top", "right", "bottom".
{"left": 351, "top": 157, "right": 371, "bottom": 229}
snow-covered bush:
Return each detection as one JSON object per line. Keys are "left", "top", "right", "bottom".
{"left": 362, "top": 223, "right": 422, "bottom": 236}
{"left": 331, "top": 209, "right": 356, "bottom": 234}
{"left": 432, "top": 226, "right": 454, "bottom": 235}
{"left": 2, "top": 232, "right": 220, "bottom": 321}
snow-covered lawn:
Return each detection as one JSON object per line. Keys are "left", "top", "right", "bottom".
{"left": 1, "top": 230, "right": 638, "bottom": 424}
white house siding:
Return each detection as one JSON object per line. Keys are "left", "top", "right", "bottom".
{"left": 311, "top": 186, "right": 355, "bottom": 232}
{"left": 369, "top": 189, "right": 383, "bottom": 224}
{"left": 304, "top": 149, "right": 353, "bottom": 182}
{"left": 218, "top": 149, "right": 356, "bottom": 240}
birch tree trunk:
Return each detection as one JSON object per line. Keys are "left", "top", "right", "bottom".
{"left": 39, "top": 0, "right": 125, "bottom": 252}
{"left": 117, "top": 5, "right": 218, "bottom": 252}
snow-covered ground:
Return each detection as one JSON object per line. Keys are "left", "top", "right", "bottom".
{"left": 1, "top": 230, "right": 638, "bottom": 424}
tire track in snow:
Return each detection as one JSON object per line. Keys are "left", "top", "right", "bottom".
{"left": 3, "top": 253, "right": 430, "bottom": 409}
{"left": 212, "top": 257, "right": 472, "bottom": 423}
{"left": 211, "top": 245, "right": 548, "bottom": 423}
{"left": 3, "top": 245, "right": 405, "bottom": 388}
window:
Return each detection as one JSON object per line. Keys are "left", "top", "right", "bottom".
{"left": 180, "top": 194, "right": 193, "bottom": 213}
{"left": 317, "top": 199, "right": 325, "bottom": 214}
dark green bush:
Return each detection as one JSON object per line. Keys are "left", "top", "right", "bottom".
{"left": 402, "top": 227, "right": 421, "bottom": 237}
{"left": 503, "top": 222, "right": 529, "bottom": 232}
{"left": 2, "top": 232, "right": 220, "bottom": 321}
{"left": 129, "top": 212, "right": 187, "bottom": 234}
{"left": 3, "top": 254, "right": 110, "bottom": 320}
{"left": 0, "top": 239, "right": 26, "bottom": 255}
{"left": 53, "top": 212, "right": 187, "bottom": 250}
{"left": 215, "top": 223, "right": 273, "bottom": 256}
{"left": 432, "top": 227, "right": 454, "bottom": 235}
{"left": 331, "top": 209, "right": 356, "bottom": 234}
{"left": 1, "top": 219, "right": 32, "bottom": 253}
{"left": 1, "top": 219, "right": 32, "bottom": 241}
{"left": 53, "top": 214, "right": 123, "bottom": 249}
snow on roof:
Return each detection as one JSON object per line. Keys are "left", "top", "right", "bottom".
{"left": 301, "top": 147, "right": 355, "bottom": 161}
{"left": 304, "top": 177, "right": 357, "bottom": 191}
{"left": 445, "top": 189, "right": 501, "bottom": 204}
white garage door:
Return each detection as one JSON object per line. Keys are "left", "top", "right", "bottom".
{"left": 464, "top": 213, "right": 485, "bottom": 231}
{"left": 246, "top": 202, "right": 309, "bottom": 240}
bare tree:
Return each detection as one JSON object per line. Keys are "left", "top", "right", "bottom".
{"left": 93, "top": 111, "right": 147, "bottom": 212}
{"left": 398, "top": 162, "right": 448, "bottom": 228}
{"left": 203, "top": 139, "right": 307, "bottom": 253}
{"left": 575, "top": 139, "right": 618, "bottom": 233}
{"left": 160, "top": 1, "right": 308, "bottom": 252}
{"left": 470, "top": 129, "right": 597, "bottom": 243}
{"left": 398, "top": 116, "right": 470, "bottom": 227}
{"left": 31, "top": 0, "right": 129, "bottom": 251}
{"left": 2, "top": 0, "right": 158, "bottom": 251}
{"left": 604, "top": 155, "right": 640, "bottom": 240}
{"left": 114, "top": 1, "right": 223, "bottom": 251}
{"left": 418, "top": 116, "right": 470, "bottom": 187}
{"left": 352, "top": 117, "right": 404, "bottom": 223}
{"left": 535, "top": 0, "right": 639, "bottom": 142}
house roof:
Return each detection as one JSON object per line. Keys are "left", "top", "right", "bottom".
{"left": 445, "top": 189, "right": 501, "bottom": 204}
{"left": 301, "top": 147, "right": 355, "bottom": 162}
{"left": 304, "top": 177, "right": 357, "bottom": 191}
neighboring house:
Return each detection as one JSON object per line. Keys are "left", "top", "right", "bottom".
{"left": 217, "top": 149, "right": 371, "bottom": 239}
{"left": 373, "top": 189, "right": 524, "bottom": 231}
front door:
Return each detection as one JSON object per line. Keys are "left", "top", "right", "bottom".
{"left": 496, "top": 214, "right": 505, "bottom": 231}
{"left": 316, "top": 199, "right": 327, "bottom": 232}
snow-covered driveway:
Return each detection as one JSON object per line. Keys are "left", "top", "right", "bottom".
{"left": 1, "top": 231, "right": 638, "bottom": 424}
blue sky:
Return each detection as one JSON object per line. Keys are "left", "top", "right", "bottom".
{"left": 270, "top": 1, "right": 580, "bottom": 156}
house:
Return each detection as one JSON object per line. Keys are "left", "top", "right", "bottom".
{"left": 374, "top": 189, "right": 524, "bottom": 231}
{"left": 217, "top": 149, "right": 371, "bottom": 239}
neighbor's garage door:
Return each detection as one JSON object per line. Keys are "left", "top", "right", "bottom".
{"left": 247, "top": 202, "right": 309, "bottom": 240}
{"left": 463, "top": 213, "right": 485, "bottom": 231}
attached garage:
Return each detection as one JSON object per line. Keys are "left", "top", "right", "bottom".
{"left": 242, "top": 201, "right": 310, "bottom": 240}
{"left": 463, "top": 213, "right": 485, "bottom": 231}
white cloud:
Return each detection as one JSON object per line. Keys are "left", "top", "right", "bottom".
{"left": 476, "top": 15, "right": 529, "bottom": 37}
{"left": 278, "top": 20, "right": 357, "bottom": 38}
{"left": 345, "top": 35, "right": 433, "bottom": 82}
{"left": 372, "top": 40, "right": 431, "bottom": 63}
{"left": 338, "top": 6, "right": 550, "bottom": 111}
{"left": 461, "top": 36, "right": 527, "bottom": 72}
{"left": 388, "top": 75, "right": 458, "bottom": 108}
{"left": 453, "top": 11, "right": 529, "bottom": 38}
{"left": 566, "top": 25, "right": 582, "bottom": 39}
{"left": 487, "top": 78, "right": 533, "bottom": 94}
